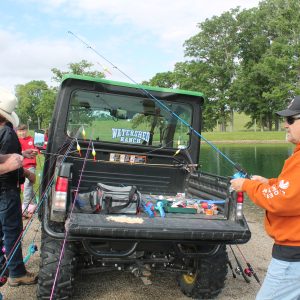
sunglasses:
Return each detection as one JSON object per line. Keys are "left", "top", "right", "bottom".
{"left": 286, "top": 116, "right": 300, "bottom": 125}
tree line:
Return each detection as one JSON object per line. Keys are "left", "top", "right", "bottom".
{"left": 16, "top": 0, "right": 300, "bottom": 131}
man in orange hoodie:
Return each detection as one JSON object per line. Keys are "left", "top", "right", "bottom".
{"left": 231, "top": 95, "right": 300, "bottom": 300}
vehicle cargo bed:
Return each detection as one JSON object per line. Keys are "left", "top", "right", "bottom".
{"left": 67, "top": 213, "right": 251, "bottom": 243}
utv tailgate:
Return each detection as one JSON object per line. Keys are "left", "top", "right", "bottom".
{"left": 67, "top": 213, "right": 251, "bottom": 244}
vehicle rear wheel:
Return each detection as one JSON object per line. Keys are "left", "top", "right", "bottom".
{"left": 37, "top": 231, "right": 77, "bottom": 300}
{"left": 177, "top": 245, "right": 228, "bottom": 299}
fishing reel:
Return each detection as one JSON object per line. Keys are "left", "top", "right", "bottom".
{"left": 234, "top": 266, "right": 252, "bottom": 277}
{"left": 244, "top": 267, "right": 253, "bottom": 277}
{"left": 232, "top": 171, "right": 247, "bottom": 179}
{"left": 229, "top": 245, "right": 260, "bottom": 285}
{"left": 0, "top": 275, "right": 7, "bottom": 287}
{"left": 0, "top": 264, "right": 8, "bottom": 288}
{"left": 232, "top": 163, "right": 250, "bottom": 179}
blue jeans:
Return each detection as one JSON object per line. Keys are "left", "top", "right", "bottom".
{"left": 256, "top": 258, "right": 300, "bottom": 300}
{"left": 0, "top": 188, "right": 26, "bottom": 278}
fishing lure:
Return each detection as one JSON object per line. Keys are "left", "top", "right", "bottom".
{"left": 23, "top": 243, "right": 38, "bottom": 264}
{"left": 76, "top": 139, "right": 82, "bottom": 157}
{"left": 92, "top": 143, "right": 96, "bottom": 161}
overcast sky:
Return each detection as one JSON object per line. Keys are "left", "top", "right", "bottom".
{"left": 0, "top": 0, "right": 261, "bottom": 92}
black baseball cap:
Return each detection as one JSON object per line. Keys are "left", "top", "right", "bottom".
{"left": 276, "top": 96, "right": 300, "bottom": 117}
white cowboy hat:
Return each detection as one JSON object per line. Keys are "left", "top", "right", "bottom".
{"left": 0, "top": 87, "right": 19, "bottom": 128}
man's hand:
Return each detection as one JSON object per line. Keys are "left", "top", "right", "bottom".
{"left": 22, "top": 149, "right": 38, "bottom": 159}
{"left": 230, "top": 178, "right": 246, "bottom": 192}
{"left": 0, "top": 154, "right": 23, "bottom": 174}
{"left": 251, "top": 175, "right": 268, "bottom": 184}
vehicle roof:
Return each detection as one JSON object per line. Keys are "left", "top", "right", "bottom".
{"left": 62, "top": 74, "right": 205, "bottom": 98}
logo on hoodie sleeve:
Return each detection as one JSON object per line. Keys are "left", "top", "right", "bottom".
{"left": 262, "top": 180, "right": 289, "bottom": 199}
{"left": 279, "top": 180, "right": 289, "bottom": 190}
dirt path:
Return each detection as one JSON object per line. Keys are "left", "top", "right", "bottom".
{"left": 1, "top": 212, "right": 272, "bottom": 300}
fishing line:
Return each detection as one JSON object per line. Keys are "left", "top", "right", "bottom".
{"left": 68, "top": 31, "right": 248, "bottom": 176}
{"left": 0, "top": 135, "right": 79, "bottom": 278}
{"left": 50, "top": 135, "right": 93, "bottom": 300}
{"left": 21, "top": 139, "right": 71, "bottom": 218}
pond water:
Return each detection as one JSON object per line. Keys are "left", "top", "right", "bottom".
{"left": 199, "top": 143, "right": 295, "bottom": 217}
{"left": 199, "top": 143, "right": 294, "bottom": 178}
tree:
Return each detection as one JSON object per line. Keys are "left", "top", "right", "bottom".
{"left": 16, "top": 60, "right": 106, "bottom": 129}
{"left": 15, "top": 81, "right": 52, "bottom": 129}
{"left": 176, "top": 8, "right": 241, "bottom": 131}
{"left": 231, "top": 0, "right": 300, "bottom": 130}
{"left": 35, "top": 87, "right": 57, "bottom": 128}
{"left": 51, "top": 59, "right": 105, "bottom": 83}
{"left": 142, "top": 71, "right": 176, "bottom": 88}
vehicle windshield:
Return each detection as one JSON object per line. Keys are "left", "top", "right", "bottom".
{"left": 66, "top": 89, "right": 192, "bottom": 149}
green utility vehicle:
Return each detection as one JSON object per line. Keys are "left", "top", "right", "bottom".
{"left": 37, "top": 74, "right": 251, "bottom": 299}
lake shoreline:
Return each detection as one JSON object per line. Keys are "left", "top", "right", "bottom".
{"left": 201, "top": 140, "right": 287, "bottom": 144}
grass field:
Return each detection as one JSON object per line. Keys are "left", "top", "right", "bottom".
{"left": 79, "top": 113, "right": 286, "bottom": 142}
{"left": 203, "top": 130, "right": 286, "bottom": 141}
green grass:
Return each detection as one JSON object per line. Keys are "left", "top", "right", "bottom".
{"left": 203, "top": 131, "right": 286, "bottom": 141}
{"left": 82, "top": 115, "right": 286, "bottom": 142}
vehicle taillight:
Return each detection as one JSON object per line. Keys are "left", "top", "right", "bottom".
{"left": 55, "top": 176, "right": 68, "bottom": 192}
{"left": 236, "top": 192, "right": 244, "bottom": 219}
{"left": 53, "top": 176, "right": 68, "bottom": 211}
{"left": 237, "top": 192, "right": 244, "bottom": 203}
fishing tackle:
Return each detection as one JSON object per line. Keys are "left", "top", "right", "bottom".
{"left": 76, "top": 139, "right": 82, "bottom": 157}
{"left": 141, "top": 201, "right": 155, "bottom": 218}
{"left": 82, "top": 127, "right": 86, "bottom": 140}
{"left": 155, "top": 201, "right": 165, "bottom": 218}
{"left": 227, "top": 260, "right": 236, "bottom": 279}
{"left": 229, "top": 245, "right": 250, "bottom": 283}
{"left": 232, "top": 171, "right": 248, "bottom": 179}
{"left": 0, "top": 262, "right": 8, "bottom": 288}
{"left": 0, "top": 134, "right": 80, "bottom": 279}
{"left": 235, "top": 245, "right": 261, "bottom": 285}
{"left": 0, "top": 276, "right": 7, "bottom": 287}
{"left": 23, "top": 243, "right": 38, "bottom": 264}
{"left": 50, "top": 136, "right": 94, "bottom": 300}
{"left": 92, "top": 142, "right": 96, "bottom": 161}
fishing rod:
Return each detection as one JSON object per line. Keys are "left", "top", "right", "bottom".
{"left": 68, "top": 31, "right": 249, "bottom": 178}
{"left": 229, "top": 245, "right": 250, "bottom": 284}
{"left": 235, "top": 245, "right": 261, "bottom": 285}
{"left": 50, "top": 135, "right": 93, "bottom": 300}
{"left": 0, "top": 132, "right": 81, "bottom": 279}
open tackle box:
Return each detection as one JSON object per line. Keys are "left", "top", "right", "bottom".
{"left": 140, "top": 193, "right": 226, "bottom": 219}
{"left": 72, "top": 183, "right": 226, "bottom": 219}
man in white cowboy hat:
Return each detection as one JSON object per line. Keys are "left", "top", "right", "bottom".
{"left": 0, "top": 86, "right": 37, "bottom": 286}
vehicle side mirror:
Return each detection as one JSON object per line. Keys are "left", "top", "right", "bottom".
{"left": 34, "top": 130, "right": 45, "bottom": 148}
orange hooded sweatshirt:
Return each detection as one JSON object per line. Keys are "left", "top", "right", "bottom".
{"left": 242, "top": 143, "right": 300, "bottom": 246}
